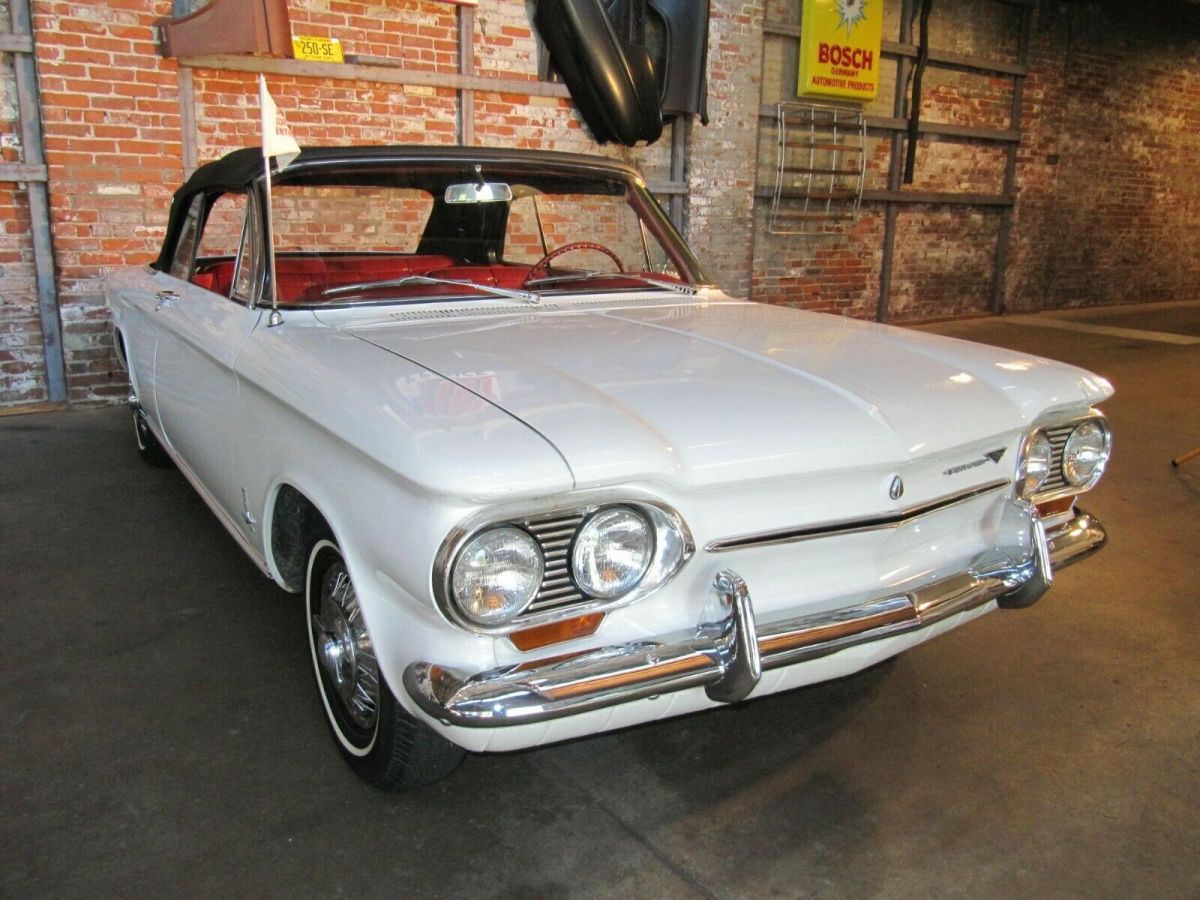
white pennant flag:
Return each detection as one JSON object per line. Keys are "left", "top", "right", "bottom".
{"left": 259, "top": 75, "right": 300, "bottom": 171}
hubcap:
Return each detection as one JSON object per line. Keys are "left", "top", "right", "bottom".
{"left": 312, "top": 561, "right": 379, "bottom": 732}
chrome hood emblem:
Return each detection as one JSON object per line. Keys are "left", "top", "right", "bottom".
{"left": 889, "top": 475, "right": 904, "bottom": 500}
{"left": 943, "top": 447, "right": 1007, "bottom": 477}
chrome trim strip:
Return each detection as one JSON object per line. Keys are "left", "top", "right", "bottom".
{"left": 405, "top": 505, "right": 1105, "bottom": 728}
{"left": 704, "top": 479, "right": 1010, "bottom": 553}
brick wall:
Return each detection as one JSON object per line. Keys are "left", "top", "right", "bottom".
{"left": 684, "top": 0, "right": 765, "bottom": 296}
{"left": 753, "top": 0, "right": 1024, "bottom": 320}
{"left": 28, "top": 0, "right": 176, "bottom": 405}
{"left": 752, "top": 0, "right": 1200, "bottom": 321}
{"left": 1, "top": 0, "right": 1199, "bottom": 407}
{"left": 1010, "top": 1, "right": 1200, "bottom": 310}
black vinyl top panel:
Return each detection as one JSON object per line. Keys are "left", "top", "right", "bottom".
{"left": 154, "top": 146, "right": 648, "bottom": 272}
{"left": 175, "top": 145, "right": 644, "bottom": 197}
{"left": 152, "top": 145, "right": 708, "bottom": 284}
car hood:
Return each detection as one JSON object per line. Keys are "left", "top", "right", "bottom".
{"left": 338, "top": 298, "right": 1113, "bottom": 489}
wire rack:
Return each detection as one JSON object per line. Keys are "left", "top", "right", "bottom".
{"left": 769, "top": 102, "right": 867, "bottom": 235}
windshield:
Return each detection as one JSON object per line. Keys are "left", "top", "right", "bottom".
{"left": 265, "top": 162, "right": 705, "bottom": 306}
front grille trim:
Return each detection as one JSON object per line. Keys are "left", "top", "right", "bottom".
{"left": 523, "top": 511, "right": 589, "bottom": 614}
{"left": 1040, "top": 424, "right": 1075, "bottom": 494}
{"left": 1029, "top": 413, "right": 1110, "bottom": 503}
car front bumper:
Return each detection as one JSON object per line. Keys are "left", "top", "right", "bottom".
{"left": 404, "top": 500, "right": 1106, "bottom": 729}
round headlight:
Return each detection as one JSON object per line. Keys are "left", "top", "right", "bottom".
{"left": 572, "top": 507, "right": 653, "bottom": 600}
{"left": 1063, "top": 420, "right": 1110, "bottom": 486}
{"left": 1021, "top": 430, "right": 1054, "bottom": 496}
{"left": 451, "top": 526, "right": 543, "bottom": 626}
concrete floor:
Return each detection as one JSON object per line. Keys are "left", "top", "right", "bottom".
{"left": 3, "top": 303, "right": 1198, "bottom": 898}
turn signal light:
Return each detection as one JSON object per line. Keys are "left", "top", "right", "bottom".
{"left": 508, "top": 613, "right": 605, "bottom": 651}
{"left": 1036, "top": 496, "right": 1076, "bottom": 518}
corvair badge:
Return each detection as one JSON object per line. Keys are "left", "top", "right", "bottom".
{"left": 943, "top": 447, "right": 1007, "bottom": 477}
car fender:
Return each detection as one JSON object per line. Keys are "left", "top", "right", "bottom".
{"left": 258, "top": 459, "right": 504, "bottom": 719}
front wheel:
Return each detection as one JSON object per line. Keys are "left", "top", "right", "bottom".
{"left": 306, "top": 539, "right": 465, "bottom": 789}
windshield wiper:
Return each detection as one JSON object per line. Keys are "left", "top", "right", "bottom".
{"left": 523, "top": 270, "right": 697, "bottom": 295}
{"left": 322, "top": 275, "right": 539, "bottom": 305}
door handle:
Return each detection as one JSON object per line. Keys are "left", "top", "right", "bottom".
{"left": 155, "top": 289, "right": 179, "bottom": 310}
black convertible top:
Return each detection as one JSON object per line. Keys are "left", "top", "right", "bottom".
{"left": 154, "top": 145, "right": 647, "bottom": 271}
{"left": 174, "top": 144, "right": 644, "bottom": 195}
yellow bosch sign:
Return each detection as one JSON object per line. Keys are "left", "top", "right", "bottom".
{"left": 798, "top": 0, "right": 883, "bottom": 103}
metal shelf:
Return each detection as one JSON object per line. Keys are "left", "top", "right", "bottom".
{"left": 768, "top": 102, "right": 867, "bottom": 235}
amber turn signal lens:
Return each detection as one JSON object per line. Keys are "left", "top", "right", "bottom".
{"left": 1036, "top": 495, "right": 1076, "bottom": 518}
{"left": 508, "top": 613, "right": 605, "bottom": 651}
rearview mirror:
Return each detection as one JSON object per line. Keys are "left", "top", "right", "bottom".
{"left": 445, "top": 182, "right": 514, "bottom": 204}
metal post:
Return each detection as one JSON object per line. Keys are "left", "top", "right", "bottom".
{"left": 669, "top": 117, "right": 686, "bottom": 230}
{"left": 877, "top": 0, "right": 913, "bottom": 323}
{"left": 991, "top": 4, "right": 1034, "bottom": 315}
{"left": 458, "top": 6, "right": 475, "bottom": 146}
{"left": 10, "top": 0, "right": 66, "bottom": 403}
{"left": 178, "top": 68, "right": 199, "bottom": 176}
{"left": 263, "top": 159, "right": 283, "bottom": 328}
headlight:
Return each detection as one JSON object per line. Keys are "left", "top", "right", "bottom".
{"left": 450, "top": 526, "right": 543, "bottom": 626}
{"left": 437, "top": 501, "right": 693, "bottom": 635}
{"left": 1063, "top": 420, "right": 1111, "bottom": 486}
{"left": 571, "top": 506, "right": 654, "bottom": 599}
{"left": 1020, "top": 429, "right": 1054, "bottom": 497}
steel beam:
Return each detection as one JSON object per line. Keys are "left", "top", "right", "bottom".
{"left": 10, "top": 0, "right": 66, "bottom": 403}
{"left": 877, "top": 0, "right": 913, "bottom": 324}
{"left": 458, "top": 6, "right": 475, "bottom": 147}
{"left": 991, "top": 5, "right": 1034, "bottom": 315}
{"left": 182, "top": 54, "right": 572, "bottom": 100}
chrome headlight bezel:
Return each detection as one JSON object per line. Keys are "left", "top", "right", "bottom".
{"left": 435, "top": 498, "right": 694, "bottom": 635}
{"left": 1017, "top": 410, "right": 1112, "bottom": 502}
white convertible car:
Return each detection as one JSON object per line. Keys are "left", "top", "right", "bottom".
{"left": 108, "top": 146, "right": 1112, "bottom": 789}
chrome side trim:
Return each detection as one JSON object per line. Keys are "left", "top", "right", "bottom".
{"left": 405, "top": 504, "right": 1105, "bottom": 728}
{"left": 704, "top": 479, "right": 1010, "bottom": 553}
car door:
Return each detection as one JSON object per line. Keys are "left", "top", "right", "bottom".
{"left": 111, "top": 194, "right": 215, "bottom": 427}
{"left": 152, "top": 188, "right": 264, "bottom": 524}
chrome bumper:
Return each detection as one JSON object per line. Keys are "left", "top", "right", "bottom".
{"left": 405, "top": 504, "right": 1106, "bottom": 728}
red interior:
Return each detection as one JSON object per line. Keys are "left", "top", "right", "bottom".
{"left": 191, "top": 255, "right": 684, "bottom": 303}
{"left": 435, "top": 266, "right": 532, "bottom": 289}
{"left": 194, "top": 254, "right": 463, "bottom": 303}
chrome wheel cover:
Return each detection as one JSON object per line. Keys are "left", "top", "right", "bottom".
{"left": 311, "top": 559, "right": 380, "bottom": 733}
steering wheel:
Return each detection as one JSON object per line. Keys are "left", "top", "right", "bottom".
{"left": 524, "top": 241, "right": 623, "bottom": 286}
